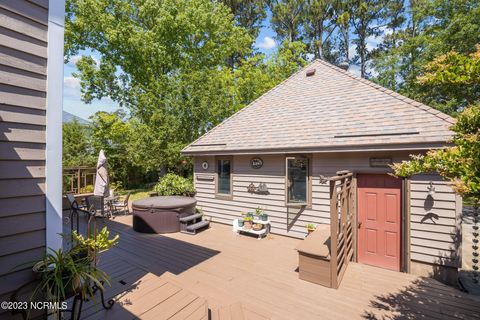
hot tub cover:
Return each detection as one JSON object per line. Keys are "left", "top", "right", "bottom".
{"left": 132, "top": 196, "right": 196, "bottom": 209}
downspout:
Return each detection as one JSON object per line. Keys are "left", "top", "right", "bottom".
{"left": 401, "top": 178, "right": 411, "bottom": 273}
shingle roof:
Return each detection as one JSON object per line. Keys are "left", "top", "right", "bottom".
{"left": 182, "top": 59, "right": 454, "bottom": 155}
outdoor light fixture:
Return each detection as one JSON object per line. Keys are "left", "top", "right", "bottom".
{"left": 427, "top": 181, "right": 436, "bottom": 196}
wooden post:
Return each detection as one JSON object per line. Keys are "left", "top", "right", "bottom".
{"left": 77, "top": 168, "right": 81, "bottom": 194}
{"left": 330, "top": 180, "right": 338, "bottom": 288}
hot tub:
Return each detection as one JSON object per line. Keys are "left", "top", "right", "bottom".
{"left": 132, "top": 196, "right": 196, "bottom": 234}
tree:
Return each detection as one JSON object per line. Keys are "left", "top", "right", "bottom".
{"left": 221, "top": 0, "right": 268, "bottom": 68}
{"left": 221, "top": 0, "right": 267, "bottom": 39}
{"left": 416, "top": 46, "right": 480, "bottom": 115}
{"left": 62, "top": 119, "right": 95, "bottom": 168}
{"left": 371, "top": 0, "right": 480, "bottom": 110}
{"left": 89, "top": 111, "right": 137, "bottom": 187}
{"left": 333, "top": 1, "right": 351, "bottom": 64}
{"left": 269, "top": 0, "right": 305, "bottom": 43}
{"left": 350, "top": 0, "right": 388, "bottom": 78}
{"left": 302, "top": 0, "right": 336, "bottom": 60}
{"left": 66, "top": 0, "right": 252, "bottom": 173}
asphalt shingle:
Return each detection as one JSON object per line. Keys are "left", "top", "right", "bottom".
{"left": 182, "top": 60, "right": 454, "bottom": 155}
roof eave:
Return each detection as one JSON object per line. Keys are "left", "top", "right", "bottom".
{"left": 182, "top": 141, "right": 452, "bottom": 156}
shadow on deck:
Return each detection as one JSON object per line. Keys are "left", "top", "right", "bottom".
{"left": 63, "top": 212, "right": 480, "bottom": 320}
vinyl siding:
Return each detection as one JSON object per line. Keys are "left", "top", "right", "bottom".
{"left": 194, "top": 151, "right": 461, "bottom": 268}
{"left": 0, "top": 1, "right": 48, "bottom": 317}
{"left": 409, "top": 175, "right": 461, "bottom": 267}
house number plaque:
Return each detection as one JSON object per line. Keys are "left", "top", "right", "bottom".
{"left": 250, "top": 157, "right": 263, "bottom": 169}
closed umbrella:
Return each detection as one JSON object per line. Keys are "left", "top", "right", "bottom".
{"left": 94, "top": 150, "right": 109, "bottom": 197}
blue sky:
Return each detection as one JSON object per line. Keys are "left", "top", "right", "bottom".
{"left": 63, "top": 13, "right": 377, "bottom": 121}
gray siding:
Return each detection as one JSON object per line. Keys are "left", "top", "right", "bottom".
{"left": 409, "top": 175, "right": 461, "bottom": 267}
{"left": 0, "top": 1, "right": 48, "bottom": 316}
{"left": 194, "top": 151, "right": 461, "bottom": 268}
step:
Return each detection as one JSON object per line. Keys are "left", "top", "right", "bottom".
{"left": 179, "top": 213, "right": 203, "bottom": 223}
{"left": 186, "top": 220, "right": 210, "bottom": 232}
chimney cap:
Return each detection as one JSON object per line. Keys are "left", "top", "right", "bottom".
{"left": 306, "top": 68, "right": 316, "bottom": 77}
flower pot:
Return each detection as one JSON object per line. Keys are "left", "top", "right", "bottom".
{"left": 238, "top": 219, "right": 244, "bottom": 227}
{"left": 261, "top": 214, "right": 268, "bottom": 221}
{"left": 252, "top": 223, "right": 263, "bottom": 231}
{"left": 307, "top": 228, "right": 315, "bottom": 235}
{"left": 244, "top": 221, "right": 253, "bottom": 230}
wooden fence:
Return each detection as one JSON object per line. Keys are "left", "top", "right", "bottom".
{"left": 329, "top": 170, "right": 355, "bottom": 289}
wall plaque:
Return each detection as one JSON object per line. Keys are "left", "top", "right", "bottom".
{"left": 369, "top": 157, "right": 392, "bottom": 167}
{"left": 250, "top": 157, "right": 263, "bottom": 169}
{"left": 201, "top": 161, "right": 209, "bottom": 170}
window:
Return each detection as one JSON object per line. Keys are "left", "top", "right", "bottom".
{"left": 217, "top": 158, "right": 232, "bottom": 196}
{"left": 286, "top": 157, "right": 309, "bottom": 205}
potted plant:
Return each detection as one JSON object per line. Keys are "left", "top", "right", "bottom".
{"left": 253, "top": 223, "right": 263, "bottom": 231}
{"left": 66, "top": 226, "right": 119, "bottom": 263}
{"left": 33, "top": 227, "right": 119, "bottom": 318}
{"left": 244, "top": 216, "right": 253, "bottom": 230}
{"left": 246, "top": 212, "right": 254, "bottom": 219}
{"left": 306, "top": 223, "right": 316, "bottom": 235}
{"left": 33, "top": 248, "right": 109, "bottom": 318}
{"left": 256, "top": 207, "right": 268, "bottom": 221}
{"left": 238, "top": 218, "right": 245, "bottom": 228}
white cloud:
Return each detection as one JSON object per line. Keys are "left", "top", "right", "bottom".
{"left": 64, "top": 76, "right": 81, "bottom": 89}
{"left": 257, "top": 36, "right": 276, "bottom": 50}
{"left": 67, "top": 55, "right": 99, "bottom": 67}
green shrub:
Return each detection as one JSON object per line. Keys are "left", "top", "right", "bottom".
{"left": 80, "top": 184, "right": 94, "bottom": 193}
{"left": 153, "top": 173, "right": 195, "bottom": 197}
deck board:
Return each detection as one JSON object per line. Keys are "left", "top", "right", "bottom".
{"left": 67, "top": 213, "right": 479, "bottom": 319}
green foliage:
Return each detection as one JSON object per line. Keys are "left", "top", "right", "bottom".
{"left": 153, "top": 173, "right": 196, "bottom": 197}
{"left": 269, "top": 0, "right": 304, "bottom": 43}
{"left": 63, "top": 119, "right": 95, "bottom": 168}
{"left": 306, "top": 223, "right": 316, "bottom": 230}
{"left": 89, "top": 110, "right": 139, "bottom": 187}
{"left": 79, "top": 184, "right": 94, "bottom": 194}
{"left": 66, "top": 0, "right": 309, "bottom": 176}
{"left": 71, "top": 226, "right": 119, "bottom": 254}
{"left": 371, "top": 0, "right": 480, "bottom": 113}
{"left": 416, "top": 46, "right": 480, "bottom": 114}
{"left": 391, "top": 105, "right": 480, "bottom": 204}
{"left": 33, "top": 248, "right": 109, "bottom": 305}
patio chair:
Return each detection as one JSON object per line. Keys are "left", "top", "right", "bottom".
{"left": 66, "top": 193, "right": 79, "bottom": 211}
{"left": 86, "top": 195, "right": 110, "bottom": 218}
{"left": 112, "top": 192, "right": 131, "bottom": 215}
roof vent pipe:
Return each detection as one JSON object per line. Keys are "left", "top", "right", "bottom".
{"left": 337, "top": 62, "right": 349, "bottom": 71}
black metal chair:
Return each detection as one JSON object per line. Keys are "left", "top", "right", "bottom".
{"left": 112, "top": 192, "right": 131, "bottom": 215}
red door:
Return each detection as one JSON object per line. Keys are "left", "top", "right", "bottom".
{"left": 357, "top": 174, "right": 401, "bottom": 271}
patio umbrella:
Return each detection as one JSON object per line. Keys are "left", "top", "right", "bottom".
{"left": 93, "top": 150, "right": 109, "bottom": 197}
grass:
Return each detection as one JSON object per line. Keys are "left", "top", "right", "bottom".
{"left": 117, "top": 187, "right": 153, "bottom": 204}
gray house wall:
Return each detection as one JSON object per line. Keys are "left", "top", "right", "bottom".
{"left": 0, "top": 0, "right": 49, "bottom": 315}
{"left": 193, "top": 151, "right": 461, "bottom": 275}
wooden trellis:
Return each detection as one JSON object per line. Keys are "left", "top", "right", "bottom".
{"left": 329, "top": 170, "right": 356, "bottom": 289}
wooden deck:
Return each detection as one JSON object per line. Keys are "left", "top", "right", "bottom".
{"left": 72, "top": 214, "right": 480, "bottom": 319}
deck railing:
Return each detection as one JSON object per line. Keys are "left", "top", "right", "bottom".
{"left": 329, "top": 171, "right": 355, "bottom": 288}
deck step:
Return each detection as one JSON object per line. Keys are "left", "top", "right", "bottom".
{"left": 180, "top": 213, "right": 203, "bottom": 223}
{"left": 186, "top": 220, "right": 210, "bottom": 231}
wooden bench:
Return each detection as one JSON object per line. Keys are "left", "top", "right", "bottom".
{"left": 296, "top": 224, "right": 332, "bottom": 288}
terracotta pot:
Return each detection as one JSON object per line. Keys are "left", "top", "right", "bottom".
{"left": 244, "top": 221, "right": 253, "bottom": 229}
